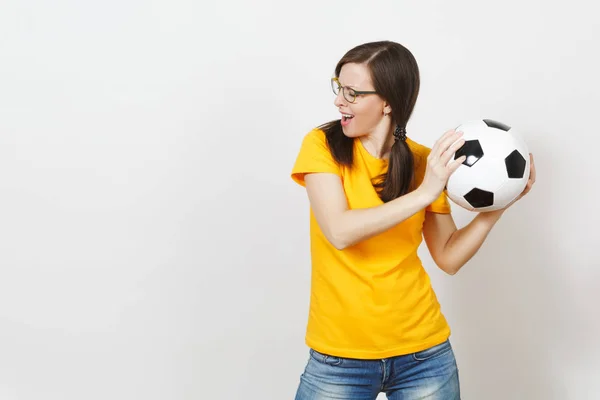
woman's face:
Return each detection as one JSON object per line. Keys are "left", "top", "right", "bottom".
{"left": 334, "top": 62, "right": 388, "bottom": 138}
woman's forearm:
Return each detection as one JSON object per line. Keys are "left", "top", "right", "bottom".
{"left": 331, "top": 188, "right": 434, "bottom": 250}
{"left": 441, "top": 210, "right": 504, "bottom": 274}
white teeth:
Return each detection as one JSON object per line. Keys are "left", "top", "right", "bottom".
{"left": 343, "top": 114, "right": 353, "bottom": 118}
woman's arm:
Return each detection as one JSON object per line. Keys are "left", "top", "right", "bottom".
{"left": 305, "top": 173, "right": 434, "bottom": 250}
{"left": 422, "top": 211, "right": 503, "bottom": 275}
{"left": 304, "top": 129, "right": 466, "bottom": 250}
{"left": 423, "top": 153, "right": 536, "bottom": 275}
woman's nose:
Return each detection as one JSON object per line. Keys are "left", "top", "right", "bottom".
{"left": 333, "top": 90, "right": 347, "bottom": 107}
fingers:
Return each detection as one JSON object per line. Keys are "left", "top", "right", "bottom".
{"left": 430, "top": 130, "right": 464, "bottom": 169}
{"left": 437, "top": 131, "right": 464, "bottom": 160}
{"left": 431, "top": 129, "right": 459, "bottom": 157}
{"left": 529, "top": 153, "right": 536, "bottom": 183}
{"left": 448, "top": 155, "right": 466, "bottom": 174}
{"left": 518, "top": 154, "right": 536, "bottom": 199}
{"left": 440, "top": 136, "right": 466, "bottom": 166}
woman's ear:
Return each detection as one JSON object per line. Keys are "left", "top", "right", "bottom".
{"left": 383, "top": 103, "right": 392, "bottom": 116}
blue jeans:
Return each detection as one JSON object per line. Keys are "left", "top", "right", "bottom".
{"left": 295, "top": 340, "right": 460, "bottom": 399}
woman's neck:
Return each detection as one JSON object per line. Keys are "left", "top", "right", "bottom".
{"left": 359, "top": 125, "right": 395, "bottom": 159}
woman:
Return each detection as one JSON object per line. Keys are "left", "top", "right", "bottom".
{"left": 290, "top": 41, "right": 536, "bottom": 399}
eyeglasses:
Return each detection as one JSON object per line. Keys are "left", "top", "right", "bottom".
{"left": 331, "top": 77, "right": 377, "bottom": 103}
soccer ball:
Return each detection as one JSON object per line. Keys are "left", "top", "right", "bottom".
{"left": 446, "top": 119, "right": 530, "bottom": 212}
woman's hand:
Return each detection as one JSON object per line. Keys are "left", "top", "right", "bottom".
{"left": 418, "top": 129, "right": 467, "bottom": 202}
{"left": 480, "top": 153, "right": 536, "bottom": 221}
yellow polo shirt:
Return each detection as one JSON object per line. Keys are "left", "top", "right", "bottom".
{"left": 291, "top": 128, "right": 452, "bottom": 359}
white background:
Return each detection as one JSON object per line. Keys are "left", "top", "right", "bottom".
{"left": 1, "top": 0, "right": 599, "bottom": 399}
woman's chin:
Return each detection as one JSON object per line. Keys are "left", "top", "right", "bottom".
{"left": 341, "top": 126, "right": 362, "bottom": 138}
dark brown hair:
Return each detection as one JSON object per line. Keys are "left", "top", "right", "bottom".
{"left": 318, "top": 41, "right": 420, "bottom": 202}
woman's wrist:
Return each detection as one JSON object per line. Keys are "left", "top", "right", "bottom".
{"left": 476, "top": 208, "right": 505, "bottom": 224}
{"left": 413, "top": 186, "right": 438, "bottom": 208}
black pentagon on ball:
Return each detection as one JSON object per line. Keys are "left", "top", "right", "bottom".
{"left": 505, "top": 150, "right": 527, "bottom": 178}
{"left": 464, "top": 188, "right": 494, "bottom": 208}
{"left": 455, "top": 140, "right": 484, "bottom": 167}
{"left": 483, "top": 119, "right": 511, "bottom": 131}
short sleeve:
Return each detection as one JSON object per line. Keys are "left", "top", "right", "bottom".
{"left": 426, "top": 190, "right": 452, "bottom": 214}
{"left": 291, "top": 129, "right": 341, "bottom": 187}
